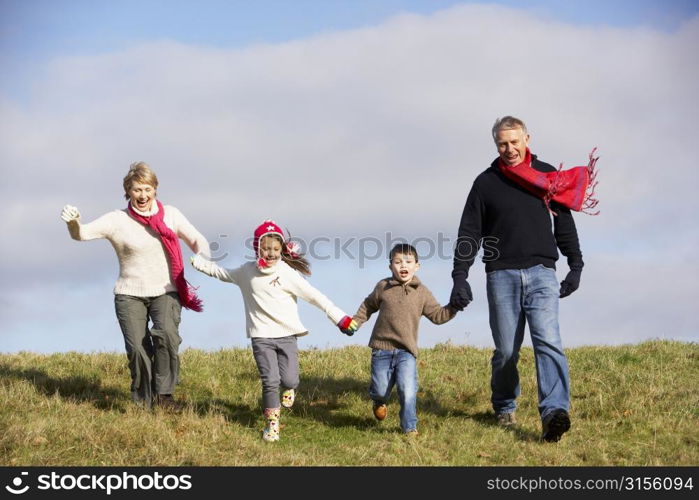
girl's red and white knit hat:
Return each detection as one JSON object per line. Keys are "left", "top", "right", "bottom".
{"left": 253, "top": 219, "right": 286, "bottom": 269}
{"left": 253, "top": 219, "right": 285, "bottom": 255}
{"left": 253, "top": 219, "right": 302, "bottom": 269}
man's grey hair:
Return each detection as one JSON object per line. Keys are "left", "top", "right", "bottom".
{"left": 492, "top": 116, "right": 528, "bottom": 140}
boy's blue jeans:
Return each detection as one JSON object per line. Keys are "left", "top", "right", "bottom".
{"left": 369, "top": 348, "right": 418, "bottom": 432}
{"left": 486, "top": 264, "right": 570, "bottom": 420}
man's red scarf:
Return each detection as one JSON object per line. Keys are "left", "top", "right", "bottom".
{"left": 499, "top": 148, "right": 599, "bottom": 215}
{"left": 128, "top": 200, "right": 203, "bottom": 312}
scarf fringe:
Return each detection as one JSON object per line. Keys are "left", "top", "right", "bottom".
{"left": 581, "top": 148, "right": 600, "bottom": 216}
{"left": 181, "top": 280, "right": 203, "bottom": 312}
{"left": 543, "top": 148, "right": 600, "bottom": 216}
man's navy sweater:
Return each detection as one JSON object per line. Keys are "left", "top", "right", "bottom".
{"left": 453, "top": 155, "right": 583, "bottom": 277}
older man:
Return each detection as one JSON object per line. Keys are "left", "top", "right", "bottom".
{"left": 450, "top": 116, "right": 588, "bottom": 442}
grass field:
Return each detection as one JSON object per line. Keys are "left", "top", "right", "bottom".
{"left": 0, "top": 340, "right": 697, "bottom": 466}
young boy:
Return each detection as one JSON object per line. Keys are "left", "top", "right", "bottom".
{"left": 345, "top": 243, "right": 458, "bottom": 435}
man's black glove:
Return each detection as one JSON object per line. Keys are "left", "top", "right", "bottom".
{"left": 450, "top": 271, "right": 473, "bottom": 310}
{"left": 559, "top": 268, "right": 582, "bottom": 298}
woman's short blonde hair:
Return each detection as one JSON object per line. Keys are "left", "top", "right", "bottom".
{"left": 123, "top": 161, "right": 158, "bottom": 200}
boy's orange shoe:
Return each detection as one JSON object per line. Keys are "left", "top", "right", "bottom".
{"left": 372, "top": 401, "right": 387, "bottom": 421}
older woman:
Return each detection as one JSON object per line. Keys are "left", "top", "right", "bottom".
{"left": 61, "top": 162, "right": 209, "bottom": 409}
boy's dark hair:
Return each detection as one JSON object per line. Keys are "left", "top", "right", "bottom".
{"left": 389, "top": 243, "right": 419, "bottom": 262}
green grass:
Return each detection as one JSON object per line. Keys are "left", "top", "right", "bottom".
{"left": 1, "top": 341, "right": 697, "bottom": 466}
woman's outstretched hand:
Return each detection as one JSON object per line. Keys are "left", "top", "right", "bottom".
{"left": 61, "top": 205, "right": 80, "bottom": 223}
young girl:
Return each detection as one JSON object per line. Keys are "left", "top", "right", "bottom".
{"left": 191, "top": 220, "right": 356, "bottom": 442}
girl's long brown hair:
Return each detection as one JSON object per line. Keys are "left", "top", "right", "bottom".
{"left": 265, "top": 234, "right": 311, "bottom": 276}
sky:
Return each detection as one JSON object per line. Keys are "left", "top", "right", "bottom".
{"left": 1, "top": 0, "right": 698, "bottom": 354}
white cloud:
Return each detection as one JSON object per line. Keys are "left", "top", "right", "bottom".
{"left": 1, "top": 4, "right": 697, "bottom": 352}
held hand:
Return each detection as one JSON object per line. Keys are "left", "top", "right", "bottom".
{"left": 449, "top": 276, "right": 473, "bottom": 311}
{"left": 559, "top": 269, "right": 582, "bottom": 298}
{"left": 341, "top": 321, "right": 357, "bottom": 336}
{"left": 337, "top": 316, "right": 357, "bottom": 336}
{"left": 61, "top": 205, "right": 80, "bottom": 223}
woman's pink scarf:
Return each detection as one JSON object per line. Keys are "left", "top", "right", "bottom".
{"left": 127, "top": 200, "right": 203, "bottom": 312}
{"left": 499, "top": 148, "right": 600, "bottom": 215}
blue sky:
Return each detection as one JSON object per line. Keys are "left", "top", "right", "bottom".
{"left": 4, "top": 0, "right": 698, "bottom": 99}
{"left": 3, "top": 1, "right": 697, "bottom": 71}
{"left": 1, "top": 0, "right": 698, "bottom": 354}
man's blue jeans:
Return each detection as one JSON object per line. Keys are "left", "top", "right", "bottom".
{"left": 486, "top": 264, "right": 570, "bottom": 420}
{"left": 369, "top": 348, "right": 418, "bottom": 432}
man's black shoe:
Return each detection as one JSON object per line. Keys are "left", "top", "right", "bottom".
{"left": 542, "top": 409, "right": 571, "bottom": 442}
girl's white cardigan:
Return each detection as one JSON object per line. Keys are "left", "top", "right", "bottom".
{"left": 192, "top": 256, "right": 346, "bottom": 338}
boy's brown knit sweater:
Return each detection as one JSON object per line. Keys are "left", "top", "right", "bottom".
{"left": 352, "top": 276, "right": 457, "bottom": 358}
